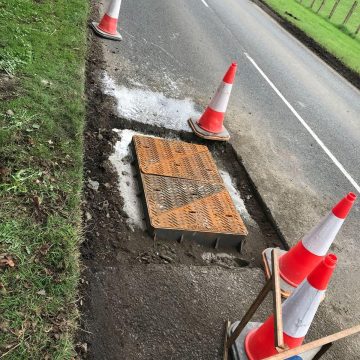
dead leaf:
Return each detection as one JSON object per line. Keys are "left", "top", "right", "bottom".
{"left": 0, "top": 167, "right": 10, "bottom": 177}
{"left": 38, "top": 244, "right": 50, "bottom": 255}
{"left": 33, "top": 195, "right": 42, "bottom": 209}
{"left": 0, "top": 255, "right": 15, "bottom": 268}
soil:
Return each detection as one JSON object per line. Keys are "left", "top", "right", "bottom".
{"left": 78, "top": 11, "right": 283, "bottom": 359}
{"left": 252, "top": 0, "right": 360, "bottom": 90}
{"left": 0, "top": 73, "right": 19, "bottom": 101}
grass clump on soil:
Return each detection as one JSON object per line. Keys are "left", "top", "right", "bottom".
{"left": 0, "top": 0, "right": 88, "bottom": 358}
{"left": 264, "top": 0, "right": 360, "bottom": 74}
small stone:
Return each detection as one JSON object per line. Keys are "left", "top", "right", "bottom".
{"left": 37, "top": 289, "right": 46, "bottom": 296}
{"left": 6, "top": 110, "right": 14, "bottom": 116}
{"left": 159, "top": 254, "right": 173, "bottom": 263}
{"left": 88, "top": 179, "right": 100, "bottom": 191}
{"left": 41, "top": 79, "right": 52, "bottom": 86}
{"left": 85, "top": 212, "right": 92, "bottom": 221}
{"left": 98, "top": 133, "right": 103, "bottom": 140}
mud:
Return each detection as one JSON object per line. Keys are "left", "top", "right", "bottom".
{"left": 78, "top": 12, "right": 283, "bottom": 359}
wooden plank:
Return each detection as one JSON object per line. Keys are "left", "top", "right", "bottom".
{"left": 223, "top": 320, "right": 230, "bottom": 360}
{"left": 226, "top": 278, "right": 272, "bottom": 348}
{"left": 262, "top": 325, "right": 360, "bottom": 359}
{"left": 271, "top": 249, "right": 285, "bottom": 350}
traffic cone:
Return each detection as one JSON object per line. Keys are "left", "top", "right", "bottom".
{"left": 244, "top": 254, "right": 338, "bottom": 360}
{"left": 262, "top": 192, "right": 356, "bottom": 297}
{"left": 189, "top": 62, "right": 237, "bottom": 141}
{"left": 91, "top": 0, "right": 122, "bottom": 41}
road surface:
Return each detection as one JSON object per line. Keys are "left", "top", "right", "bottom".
{"left": 96, "top": 0, "right": 360, "bottom": 357}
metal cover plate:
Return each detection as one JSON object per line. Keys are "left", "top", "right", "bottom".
{"left": 141, "top": 173, "right": 247, "bottom": 235}
{"left": 133, "top": 135, "right": 248, "bottom": 246}
{"left": 133, "top": 135, "right": 222, "bottom": 182}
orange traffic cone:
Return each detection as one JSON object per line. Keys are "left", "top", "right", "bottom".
{"left": 244, "top": 254, "right": 337, "bottom": 360}
{"left": 263, "top": 192, "right": 356, "bottom": 297}
{"left": 92, "top": 0, "right": 122, "bottom": 41}
{"left": 189, "top": 62, "right": 237, "bottom": 141}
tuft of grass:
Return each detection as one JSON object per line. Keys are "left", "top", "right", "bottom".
{"left": 264, "top": 0, "right": 360, "bottom": 74}
{"left": 0, "top": 0, "right": 88, "bottom": 358}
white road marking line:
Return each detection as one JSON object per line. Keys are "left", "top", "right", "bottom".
{"left": 201, "top": 0, "right": 209, "bottom": 8}
{"left": 244, "top": 52, "right": 360, "bottom": 193}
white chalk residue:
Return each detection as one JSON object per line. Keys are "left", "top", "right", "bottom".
{"left": 219, "top": 170, "right": 257, "bottom": 227}
{"left": 102, "top": 72, "right": 201, "bottom": 131}
{"left": 109, "top": 129, "right": 146, "bottom": 231}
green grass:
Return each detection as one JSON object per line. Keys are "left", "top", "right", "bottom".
{"left": 264, "top": 0, "right": 360, "bottom": 73}
{"left": 0, "top": 0, "right": 88, "bottom": 358}
{"left": 302, "top": 0, "right": 360, "bottom": 33}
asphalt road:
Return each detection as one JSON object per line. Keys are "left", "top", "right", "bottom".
{"left": 98, "top": 0, "right": 360, "bottom": 356}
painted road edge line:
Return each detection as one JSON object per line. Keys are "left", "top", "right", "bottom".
{"left": 244, "top": 52, "right": 360, "bottom": 194}
{"left": 201, "top": 0, "right": 209, "bottom": 8}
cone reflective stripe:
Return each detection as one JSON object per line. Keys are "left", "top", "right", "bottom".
{"left": 92, "top": 0, "right": 122, "bottom": 41}
{"left": 197, "top": 62, "right": 237, "bottom": 134}
{"left": 245, "top": 254, "right": 337, "bottom": 360}
{"left": 279, "top": 192, "right": 356, "bottom": 287}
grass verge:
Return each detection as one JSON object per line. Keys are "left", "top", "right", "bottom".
{"left": 263, "top": 0, "right": 360, "bottom": 74}
{"left": 0, "top": 0, "right": 88, "bottom": 358}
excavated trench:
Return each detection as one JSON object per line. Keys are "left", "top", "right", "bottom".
{"left": 77, "top": 27, "right": 283, "bottom": 359}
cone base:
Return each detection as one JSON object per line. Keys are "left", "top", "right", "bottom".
{"left": 229, "top": 320, "right": 326, "bottom": 360}
{"left": 228, "top": 321, "right": 260, "bottom": 360}
{"left": 91, "top": 22, "right": 122, "bottom": 41}
{"left": 188, "top": 118, "right": 230, "bottom": 141}
{"left": 262, "top": 248, "right": 296, "bottom": 298}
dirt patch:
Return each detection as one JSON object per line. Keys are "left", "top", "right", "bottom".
{"left": 0, "top": 73, "right": 19, "bottom": 101}
{"left": 252, "top": 0, "right": 360, "bottom": 90}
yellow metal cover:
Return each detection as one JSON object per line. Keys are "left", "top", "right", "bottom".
{"left": 141, "top": 174, "right": 248, "bottom": 235}
{"left": 132, "top": 135, "right": 248, "bottom": 243}
{"left": 133, "top": 135, "right": 222, "bottom": 182}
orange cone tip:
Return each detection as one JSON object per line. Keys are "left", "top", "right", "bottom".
{"left": 332, "top": 192, "right": 357, "bottom": 219}
{"left": 223, "top": 62, "right": 237, "bottom": 84}
{"left": 278, "top": 192, "right": 355, "bottom": 287}
{"left": 307, "top": 253, "right": 337, "bottom": 290}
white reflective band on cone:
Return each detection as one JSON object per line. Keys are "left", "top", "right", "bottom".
{"left": 282, "top": 281, "right": 325, "bottom": 338}
{"left": 302, "top": 212, "right": 344, "bottom": 256}
{"left": 107, "top": 0, "right": 122, "bottom": 18}
{"left": 209, "top": 82, "right": 232, "bottom": 113}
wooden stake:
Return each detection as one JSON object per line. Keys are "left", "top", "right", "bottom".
{"left": 271, "top": 249, "right": 285, "bottom": 350}
{"left": 343, "top": 1, "right": 358, "bottom": 25}
{"left": 317, "top": 0, "right": 326, "bottom": 13}
{"left": 329, "top": 0, "right": 340, "bottom": 19}
{"left": 262, "top": 324, "right": 360, "bottom": 360}
{"left": 223, "top": 320, "right": 230, "bottom": 360}
{"left": 356, "top": 23, "right": 360, "bottom": 35}
{"left": 226, "top": 278, "right": 272, "bottom": 348}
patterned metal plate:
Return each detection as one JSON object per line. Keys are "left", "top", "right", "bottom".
{"left": 141, "top": 174, "right": 247, "bottom": 235}
{"left": 133, "top": 135, "right": 222, "bottom": 182}
{"left": 132, "top": 135, "right": 248, "bottom": 247}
